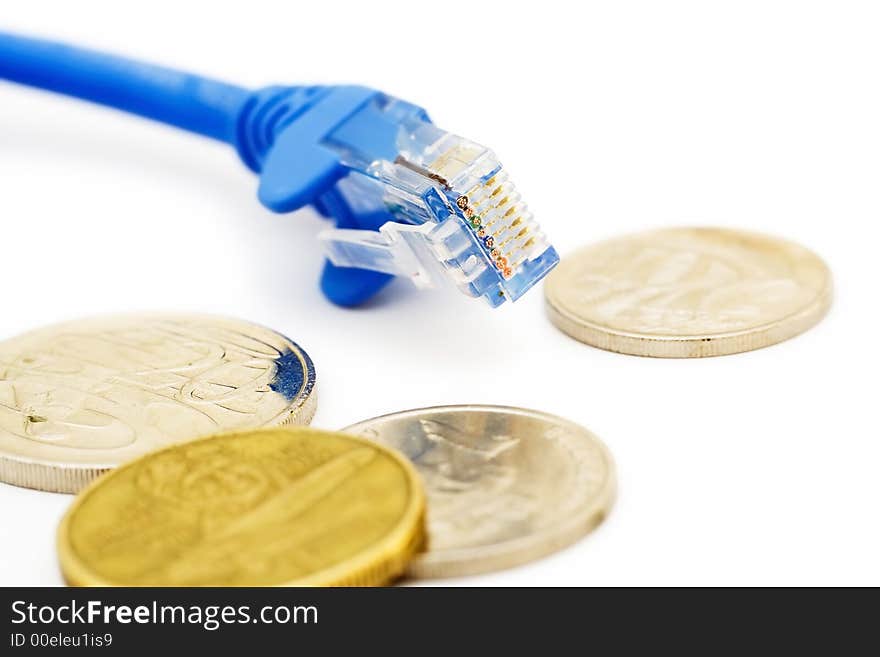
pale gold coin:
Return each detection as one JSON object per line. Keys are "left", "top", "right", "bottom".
{"left": 58, "top": 427, "right": 425, "bottom": 586}
{"left": 544, "top": 227, "right": 832, "bottom": 357}
{"left": 0, "top": 314, "right": 316, "bottom": 493}
{"left": 344, "top": 405, "right": 615, "bottom": 579}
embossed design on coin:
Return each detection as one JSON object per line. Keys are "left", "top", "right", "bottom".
{"left": 544, "top": 227, "right": 833, "bottom": 357}
{"left": 58, "top": 428, "right": 425, "bottom": 586}
{"left": 0, "top": 314, "right": 316, "bottom": 493}
{"left": 344, "top": 405, "right": 615, "bottom": 578}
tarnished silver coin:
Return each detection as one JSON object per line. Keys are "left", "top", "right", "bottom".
{"left": 344, "top": 405, "right": 615, "bottom": 578}
{"left": 545, "top": 227, "right": 833, "bottom": 357}
{"left": 0, "top": 314, "right": 316, "bottom": 493}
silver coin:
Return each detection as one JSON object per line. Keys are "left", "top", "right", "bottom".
{"left": 0, "top": 314, "right": 316, "bottom": 493}
{"left": 545, "top": 227, "right": 832, "bottom": 357}
{"left": 343, "top": 405, "right": 615, "bottom": 578}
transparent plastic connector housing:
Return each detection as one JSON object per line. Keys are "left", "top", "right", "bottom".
{"left": 319, "top": 99, "right": 559, "bottom": 307}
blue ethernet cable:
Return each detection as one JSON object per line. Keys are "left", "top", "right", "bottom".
{"left": 0, "top": 32, "right": 559, "bottom": 308}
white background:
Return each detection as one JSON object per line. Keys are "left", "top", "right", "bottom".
{"left": 1, "top": 1, "right": 878, "bottom": 586}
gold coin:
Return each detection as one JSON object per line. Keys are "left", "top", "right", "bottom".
{"left": 58, "top": 427, "right": 425, "bottom": 586}
{"left": 344, "top": 405, "right": 615, "bottom": 578}
{"left": 544, "top": 227, "right": 832, "bottom": 357}
{"left": 0, "top": 314, "right": 316, "bottom": 493}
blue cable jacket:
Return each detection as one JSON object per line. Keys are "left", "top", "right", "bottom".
{"left": 0, "top": 31, "right": 397, "bottom": 306}
{"left": 0, "top": 32, "right": 249, "bottom": 143}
